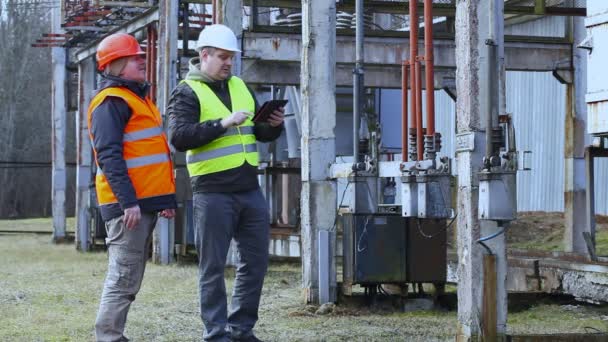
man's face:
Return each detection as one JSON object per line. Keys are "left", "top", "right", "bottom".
{"left": 119, "top": 55, "right": 146, "bottom": 83}
{"left": 201, "top": 48, "right": 234, "bottom": 80}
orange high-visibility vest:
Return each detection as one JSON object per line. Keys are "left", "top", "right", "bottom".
{"left": 87, "top": 87, "right": 176, "bottom": 206}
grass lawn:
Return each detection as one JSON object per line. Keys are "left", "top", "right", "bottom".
{"left": 1, "top": 218, "right": 607, "bottom": 341}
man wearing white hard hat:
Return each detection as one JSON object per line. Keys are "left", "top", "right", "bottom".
{"left": 167, "top": 24, "right": 284, "bottom": 342}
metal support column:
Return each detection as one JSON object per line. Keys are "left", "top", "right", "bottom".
{"left": 564, "top": 16, "right": 589, "bottom": 255}
{"left": 583, "top": 147, "right": 608, "bottom": 260}
{"left": 75, "top": 57, "right": 95, "bottom": 251}
{"left": 51, "top": 3, "right": 67, "bottom": 242}
{"left": 154, "top": 0, "right": 178, "bottom": 264}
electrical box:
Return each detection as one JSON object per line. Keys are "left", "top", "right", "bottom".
{"left": 478, "top": 171, "right": 516, "bottom": 221}
{"left": 341, "top": 214, "right": 446, "bottom": 285}
{"left": 417, "top": 174, "right": 453, "bottom": 219}
{"left": 353, "top": 214, "right": 407, "bottom": 284}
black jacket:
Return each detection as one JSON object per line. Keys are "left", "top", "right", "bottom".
{"left": 167, "top": 76, "right": 283, "bottom": 193}
{"left": 90, "top": 74, "right": 177, "bottom": 221}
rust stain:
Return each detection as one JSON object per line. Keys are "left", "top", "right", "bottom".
{"left": 272, "top": 38, "right": 281, "bottom": 51}
{"left": 565, "top": 85, "right": 576, "bottom": 157}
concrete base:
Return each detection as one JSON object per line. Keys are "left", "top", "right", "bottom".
{"left": 448, "top": 250, "right": 608, "bottom": 303}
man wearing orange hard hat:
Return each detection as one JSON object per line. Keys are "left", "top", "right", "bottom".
{"left": 89, "top": 32, "right": 177, "bottom": 342}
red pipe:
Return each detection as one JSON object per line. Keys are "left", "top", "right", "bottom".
{"left": 212, "top": 0, "right": 217, "bottom": 24}
{"left": 424, "top": 0, "right": 435, "bottom": 138}
{"left": 415, "top": 61, "right": 424, "bottom": 161}
{"left": 409, "top": 0, "right": 419, "bottom": 160}
{"left": 401, "top": 60, "right": 409, "bottom": 161}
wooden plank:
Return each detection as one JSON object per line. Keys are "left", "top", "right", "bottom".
{"left": 483, "top": 254, "right": 497, "bottom": 341}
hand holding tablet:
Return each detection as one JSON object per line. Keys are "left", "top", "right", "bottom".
{"left": 252, "top": 99, "right": 288, "bottom": 123}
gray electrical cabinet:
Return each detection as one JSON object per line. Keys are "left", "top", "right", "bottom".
{"left": 341, "top": 214, "right": 447, "bottom": 286}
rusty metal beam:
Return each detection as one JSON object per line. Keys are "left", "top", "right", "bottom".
{"left": 74, "top": 7, "right": 159, "bottom": 62}
{"left": 98, "top": 1, "right": 152, "bottom": 8}
{"left": 181, "top": 0, "right": 586, "bottom": 16}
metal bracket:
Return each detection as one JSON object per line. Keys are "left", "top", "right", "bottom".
{"left": 518, "top": 151, "right": 532, "bottom": 171}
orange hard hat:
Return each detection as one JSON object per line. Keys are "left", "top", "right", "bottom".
{"left": 96, "top": 33, "right": 145, "bottom": 71}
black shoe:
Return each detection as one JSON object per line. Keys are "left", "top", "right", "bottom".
{"left": 230, "top": 335, "right": 262, "bottom": 342}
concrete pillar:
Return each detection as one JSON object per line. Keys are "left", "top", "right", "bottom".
{"left": 564, "top": 17, "right": 588, "bottom": 254}
{"left": 217, "top": 0, "right": 243, "bottom": 76}
{"left": 51, "top": 4, "right": 67, "bottom": 242}
{"left": 300, "top": 0, "right": 337, "bottom": 303}
{"left": 75, "top": 57, "right": 95, "bottom": 251}
{"left": 455, "top": 0, "right": 507, "bottom": 339}
{"left": 154, "top": 0, "right": 178, "bottom": 264}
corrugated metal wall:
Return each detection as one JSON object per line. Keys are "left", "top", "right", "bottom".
{"left": 506, "top": 71, "right": 566, "bottom": 212}
{"left": 505, "top": 15, "right": 608, "bottom": 214}
{"left": 504, "top": 15, "right": 566, "bottom": 37}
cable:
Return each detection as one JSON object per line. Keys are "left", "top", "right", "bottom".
{"left": 416, "top": 214, "right": 457, "bottom": 239}
{"left": 584, "top": 326, "right": 605, "bottom": 334}
{"left": 369, "top": 22, "right": 386, "bottom": 31}
{"left": 329, "top": 171, "right": 354, "bottom": 232}
{"left": 356, "top": 215, "right": 371, "bottom": 252}
{"left": 377, "top": 284, "right": 390, "bottom": 296}
{"left": 478, "top": 241, "right": 493, "bottom": 255}
{"left": 476, "top": 225, "right": 508, "bottom": 255}
{"left": 477, "top": 225, "right": 506, "bottom": 243}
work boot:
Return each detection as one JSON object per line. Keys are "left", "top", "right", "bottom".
{"left": 230, "top": 335, "right": 262, "bottom": 342}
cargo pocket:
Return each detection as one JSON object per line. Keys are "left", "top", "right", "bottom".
{"left": 106, "top": 247, "right": 143, "bottom": 291}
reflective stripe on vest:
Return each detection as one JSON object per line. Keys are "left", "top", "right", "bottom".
{"left": 123, "top": 126, "right": 163, "bottom": 142}
{"left": 97, "top": 153, "right": 170, "bottom": 176}
{"left": 223, "top": 126, "right": 253, "bottom": 137}
{"left": 184, "top": 76, "right": 258, "bottom": 177}
{"left": 187, "top": 143, "right": 257, "bottom": 164}
{"left": 87, "top": 87, "right": 176, "bottom": 205}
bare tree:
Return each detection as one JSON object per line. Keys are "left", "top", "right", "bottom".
{"left": 0, "top": 0, "right": 54, "bottom": 218}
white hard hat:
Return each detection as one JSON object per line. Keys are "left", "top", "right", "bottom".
{"left": 195, "top": 24, "right": 241, "bottom": 52}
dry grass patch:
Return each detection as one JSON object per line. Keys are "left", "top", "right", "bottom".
{"left": 1, "top": 218, "right": 608, "bottom": 341}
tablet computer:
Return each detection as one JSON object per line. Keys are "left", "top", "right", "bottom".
{"left": 252, "top": 99, "right": 288, "bottom": 123}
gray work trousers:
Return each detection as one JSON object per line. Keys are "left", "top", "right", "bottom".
{"left": 95, "top": 212, "right": 157, "bottom": 342}
{"left": 194, "top": 189, "right": 270, "bottom": 342}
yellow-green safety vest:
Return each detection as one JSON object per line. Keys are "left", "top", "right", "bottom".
{"left": 184, "top": 76, "right": 258, "bottom": 177}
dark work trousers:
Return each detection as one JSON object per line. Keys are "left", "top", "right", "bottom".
{"left": 193, "top": 188, "right": 270, "bottom": 342}
{"left": 95, "top": 212, "right": 158, "bottom": 342}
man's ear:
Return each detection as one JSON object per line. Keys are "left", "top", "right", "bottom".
{"left": 199, "top": 50, "right": 207, "bottom": 62}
